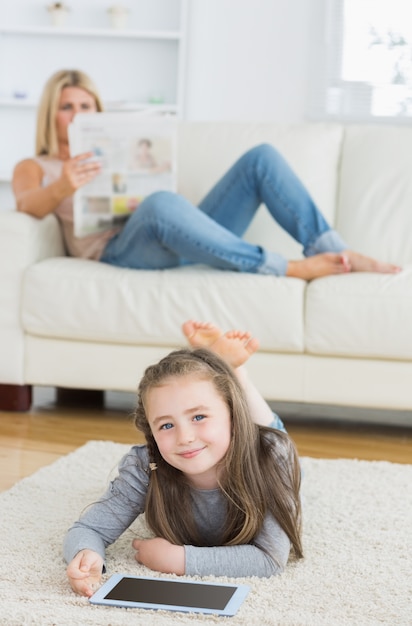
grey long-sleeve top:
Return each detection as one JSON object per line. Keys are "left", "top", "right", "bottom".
{"left": 63, "top": 444, "right": 291, "bottom": 578}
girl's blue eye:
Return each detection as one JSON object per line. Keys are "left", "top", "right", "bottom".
{"left": 194, "top": 414, "right": 206, "bottom": 422}
{"left": 160, "top": 423, "right": 173, "bottom": 430}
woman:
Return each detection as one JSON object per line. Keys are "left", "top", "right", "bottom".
{"left": 13, "top": 69, "right": 400, "bottom": 278}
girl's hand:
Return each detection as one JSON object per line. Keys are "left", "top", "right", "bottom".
{"left": 132, "top": 538, "right": 185, "bottom": 575}
{"left": 66, "top": 549, "right": 104, "bottom": 597}
{"left": 61, "top": 152, "right": 101, "bottom": 194}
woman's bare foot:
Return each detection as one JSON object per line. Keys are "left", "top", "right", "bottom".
{"left": 182, "top": 320, "right": 222, "bottom": 348}
{"left": 344, "top": 251, "right": 401, "bottom": 274}
{"left": 286, "top": 253, "right": 351, "bottom": 280}
{"left": 209, "top": 330, "right": 259, "bottom": 369}
{"left": 287, "top": 251, "right": 401, "bottom": 280}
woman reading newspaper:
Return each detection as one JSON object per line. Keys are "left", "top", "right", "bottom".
{"left": 12, "top": 69, "right": 400, "bottom": 279}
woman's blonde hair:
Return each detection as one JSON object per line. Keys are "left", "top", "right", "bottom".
{"left": 35, "top": 69, "right": 104, "bottom": 157}
{"left": 134, "top": 348, "right": 303, "bottom": 560}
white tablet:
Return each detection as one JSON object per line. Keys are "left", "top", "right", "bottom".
{"left": 89, "top": 573, "right": 250, "bottom": 616}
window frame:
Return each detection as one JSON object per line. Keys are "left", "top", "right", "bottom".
{"left": 306, "top": 0, "right": 412, "bottom": 125}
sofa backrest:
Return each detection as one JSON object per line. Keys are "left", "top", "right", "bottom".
{"left": 177, "top": 122, "right": 344, "bottom": 260}
{"left": 336, "top": 124, "right": 412, "bottom": 266}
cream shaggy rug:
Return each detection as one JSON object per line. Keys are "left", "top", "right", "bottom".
{"left": 0, "top": 441, "right": 411, "bottom": 626}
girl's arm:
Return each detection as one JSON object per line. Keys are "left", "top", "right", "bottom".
{"left": 133, "top": 537, "right": 185, "bottom": 575}
{"left": 184, "top": 514, "right": 291, "bottom": 578}
{"left": 12, "top": 153, "right": 101, "bottom": 218}
{"left": 64, "top": 446, "right": 150, "bottom": 584}
{"left": 131, "top": 513, "right": 290, "bottom": 578}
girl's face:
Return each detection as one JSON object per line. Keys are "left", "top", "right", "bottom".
{"left": 55, "top": 86, "right": 97, "bottom": 143}
{"left": 146, "top": 374, "right": 231, "bottom": 490}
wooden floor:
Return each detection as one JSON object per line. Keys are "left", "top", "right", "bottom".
{"left": 0, "top": 388, "right": 411, "bottom": 492}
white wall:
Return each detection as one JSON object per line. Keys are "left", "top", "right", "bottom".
{"left": 185, "top": 0, "right": 317, "bottom": 122}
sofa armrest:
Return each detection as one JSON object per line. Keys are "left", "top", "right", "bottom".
{"left": 0, "top": 211, "right": 65, "bottom": 384}
{"left": 0, "top": 210, "right": 65, "bottom": 262}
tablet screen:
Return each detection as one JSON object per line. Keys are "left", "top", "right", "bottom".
{"left": 104, "top": 576, "right": 237, "bottom": 611}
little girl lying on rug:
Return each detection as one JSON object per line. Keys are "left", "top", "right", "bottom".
{"left": 64, "top": 320, "right": 303, "bottom": 597}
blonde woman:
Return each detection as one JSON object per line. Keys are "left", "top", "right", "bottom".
{"left": 13, "top": 69, "right": 400, "bottom": 277}
{"left": 12, "top": 69, "right": 108, "bottom": 259}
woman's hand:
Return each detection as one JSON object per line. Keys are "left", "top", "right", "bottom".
{"left": 13, "top": 152, "right": 101, "bottom": 218}
{"left": 60, "top": 152, "right": 102, "bottom": 194}
{"left": 132, "top": 538, "right": 185, "bottom": 575}
{"left": 66, "top": 549, "right": 104, "bottom": 597}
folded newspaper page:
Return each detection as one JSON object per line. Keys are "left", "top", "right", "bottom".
{"left": 69, "top": 112, "right": 177, "bottom": 238}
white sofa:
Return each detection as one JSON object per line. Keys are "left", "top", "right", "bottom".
{"left": 1, "top": 122, "right": 412, "bottom": 426}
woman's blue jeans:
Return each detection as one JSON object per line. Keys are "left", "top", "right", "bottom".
{"left": 100, "top": 144, "right": 347, "bottom": 276}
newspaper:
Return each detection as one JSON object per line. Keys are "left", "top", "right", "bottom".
{"left": 68, "top": 111, "right": 177, "bottom": 238}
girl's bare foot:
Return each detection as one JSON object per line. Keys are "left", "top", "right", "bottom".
{"left": 182, "top": 320, "right": 258, "bottom": 367}
{"left": 182, "top": 320, "right": 222, "bottom": 347}
{"left": 286, "top": 253, "right": 351, "bottom": 280}
{"left": 209, "top": 330, "right": 259, "bottom": 368}
{"left": 344, "top": 251, "right": 401, "bottom": 274}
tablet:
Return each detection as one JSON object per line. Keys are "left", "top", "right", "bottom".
{"left": 89, "top": 573, "right": 250, "bottom": 616}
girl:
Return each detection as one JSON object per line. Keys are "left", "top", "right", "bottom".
{"left": 64, "top": 321, "right": 302, "bottom": 597}
{"left": 13, "top": 69, "right": 400, "bottom": 278}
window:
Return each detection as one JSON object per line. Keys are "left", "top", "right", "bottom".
{"left": 308, "top": 0, "right": 412, "bottom": 123}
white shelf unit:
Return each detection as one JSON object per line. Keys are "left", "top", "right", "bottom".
{"left": 0, "top": 0, "right": 188, "bottom": 194}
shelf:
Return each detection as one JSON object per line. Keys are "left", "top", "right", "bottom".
{"left": 0, "top": 98, "right": 179, "bottom": 112}
{"left": 0, "top": 98, "right": 37, "bottom": 108}
{"left": 0, "top": 25, "right": 182, "bottom": 40}
{"left": 105, "top": 102, "right": 179, "bottom": 113}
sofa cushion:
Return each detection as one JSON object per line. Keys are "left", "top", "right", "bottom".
{"left": 22, "top": 258, "right": 306, "bottom": 352}
{"left": 336, "top": 124, "right": 412, "bottom": 266}
{"left": 305, "top": 267, "right": 412, "bottom": 360}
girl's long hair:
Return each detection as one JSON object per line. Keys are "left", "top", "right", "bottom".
{"left": 36, "top": 69, "right": 104, "bottom": 157}
{"left": 134, "top": 348, "right": 303, "bottom": 559}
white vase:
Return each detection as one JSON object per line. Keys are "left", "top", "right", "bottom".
{"left": 108, "top": 7, "right": 129, "bottom": 30}
{"left": 49, "top": 9, "right": 69, "bottom": 27}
